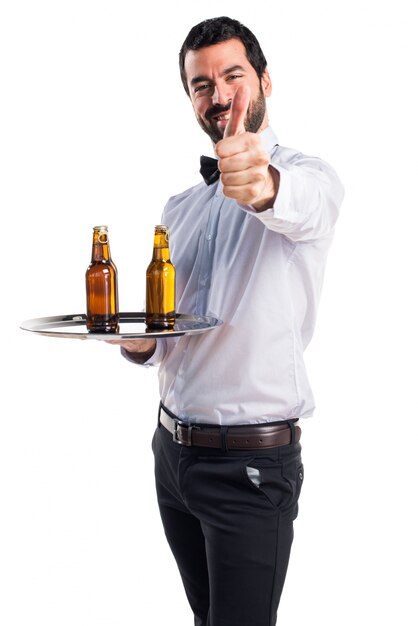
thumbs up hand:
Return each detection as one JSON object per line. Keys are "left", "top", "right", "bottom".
{"left": 215, "top": 85, "right": 279, "bottom": 211}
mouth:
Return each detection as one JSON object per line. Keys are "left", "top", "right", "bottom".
{"left": 211, "top": 113, "right": 231, "bottom": 130}
{"left": 212, "top": 113, "right": 230, "bottom": 122}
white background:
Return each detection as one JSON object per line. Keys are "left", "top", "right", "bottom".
{"left": 1, "top": 0, "right": 417, "bottom": 624}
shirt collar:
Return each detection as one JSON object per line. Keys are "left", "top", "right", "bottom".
{"left": 259, "top": 126, "right": 279, "bottom": 154}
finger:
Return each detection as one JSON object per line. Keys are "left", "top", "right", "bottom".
{"left": 221, "top": 167, "right": 263, "bottom": 187}
{"left": 218, "top": 147, "right": 269, "bottom": 172}
{"left": 224, "top": 85, "right": 251, "bottom": 138}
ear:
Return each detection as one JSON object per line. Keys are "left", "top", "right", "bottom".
{"left": 261, "top": 68, "right": 272, "bottom": 97}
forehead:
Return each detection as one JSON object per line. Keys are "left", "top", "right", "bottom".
{"left": 184, "top": 38, "right": 253, "bottom": 83}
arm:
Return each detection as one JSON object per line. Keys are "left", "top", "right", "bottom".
{"left": 216, "top": 91, "right": 344, "bottom": 241}
{"left": 216, "top": 87, "right": 344, "bottom": 241}
{"left": 255, "top": 152, "right": 344, "bottom": 241}
{"left": 218, "top": 133, "right": 343, "bottom": 241}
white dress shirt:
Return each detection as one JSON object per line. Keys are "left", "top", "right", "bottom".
{"left": 140, "top": 127, "right": 344, "bottom": 425}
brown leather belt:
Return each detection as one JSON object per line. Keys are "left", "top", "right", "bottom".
{"left": 159, "top": 405, "right": 301, "bottom": 449}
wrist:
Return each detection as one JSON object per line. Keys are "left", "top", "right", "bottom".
{"left": 252, "top": 166, "right": 280, "bottom": 212}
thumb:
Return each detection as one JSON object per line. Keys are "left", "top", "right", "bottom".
{"left": 224, "top": 85, "right": 251, "bottom": 138}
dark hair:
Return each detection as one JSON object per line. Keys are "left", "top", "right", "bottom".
{"left": 179, "top": 16, "right": 268, "bottom": 96}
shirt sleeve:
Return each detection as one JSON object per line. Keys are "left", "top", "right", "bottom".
{"left": 239, "top": 150, "right": 345, "bottom": 242}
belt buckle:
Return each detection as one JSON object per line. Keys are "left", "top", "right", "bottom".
{"left": 173, "top": 419, "right": 197, "bottom": 446}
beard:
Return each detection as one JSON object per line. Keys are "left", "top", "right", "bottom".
{"left": 197, "top": 84, "right": 267, "bottom": 144}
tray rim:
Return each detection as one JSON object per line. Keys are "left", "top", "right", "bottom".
{"left": 20, "top": 312, "right": 223, "bottom": 340}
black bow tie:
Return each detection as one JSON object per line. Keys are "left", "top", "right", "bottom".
{"left": 200, "top": 155, "right": 220, "bottom": 185}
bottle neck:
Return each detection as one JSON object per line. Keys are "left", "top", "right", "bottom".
{"left": 91, "top": 229, "right": 111, "bottom": 262}
{"left": 152, "top": 232, "right": 171, "bottom": 261}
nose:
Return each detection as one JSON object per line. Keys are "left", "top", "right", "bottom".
{"left": 212, "top": 82, "right": 232, "bottom": 107}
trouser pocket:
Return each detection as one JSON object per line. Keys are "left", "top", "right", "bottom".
{"left": 244, "top": 452, "right": 304, "bottom": 515}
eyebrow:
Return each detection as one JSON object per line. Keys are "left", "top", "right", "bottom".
{"left": 190, "top": 65, "right": 246, "bottom": 87}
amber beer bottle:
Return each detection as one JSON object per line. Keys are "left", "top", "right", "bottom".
{"left": 146, "top": 225, "right": 176, "bottom": 329}
{"left": 85, "top": 225, "right": 119, "bottom": 332}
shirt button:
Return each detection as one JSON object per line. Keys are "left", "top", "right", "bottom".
{"left": 206, "top": 234, "right": 212, "bottom": 241}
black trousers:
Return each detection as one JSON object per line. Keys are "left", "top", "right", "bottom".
{"left": 152, "top": 419, "right": 304, "bottom": 626}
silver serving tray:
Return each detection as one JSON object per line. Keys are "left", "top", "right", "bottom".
{"left": 20, "top": 312, "right": 223, "bottom": 340}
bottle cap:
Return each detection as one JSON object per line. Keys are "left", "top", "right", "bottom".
{"left": 93, "top": 225, "right": 109, "bottom": 244}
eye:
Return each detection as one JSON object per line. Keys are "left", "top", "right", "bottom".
{"left": 227, "top": 74, "right": 243, "bottom": 81}
{"left": 194, "top": 83, "right": 211, "bottom": 93}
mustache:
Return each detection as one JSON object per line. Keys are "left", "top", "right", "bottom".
{"left": 205, "top": 102, "right": 232, "bottom": 121}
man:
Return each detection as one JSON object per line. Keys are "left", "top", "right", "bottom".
{"left": 115, "top": 16, "right": 344, "bottom": 626}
